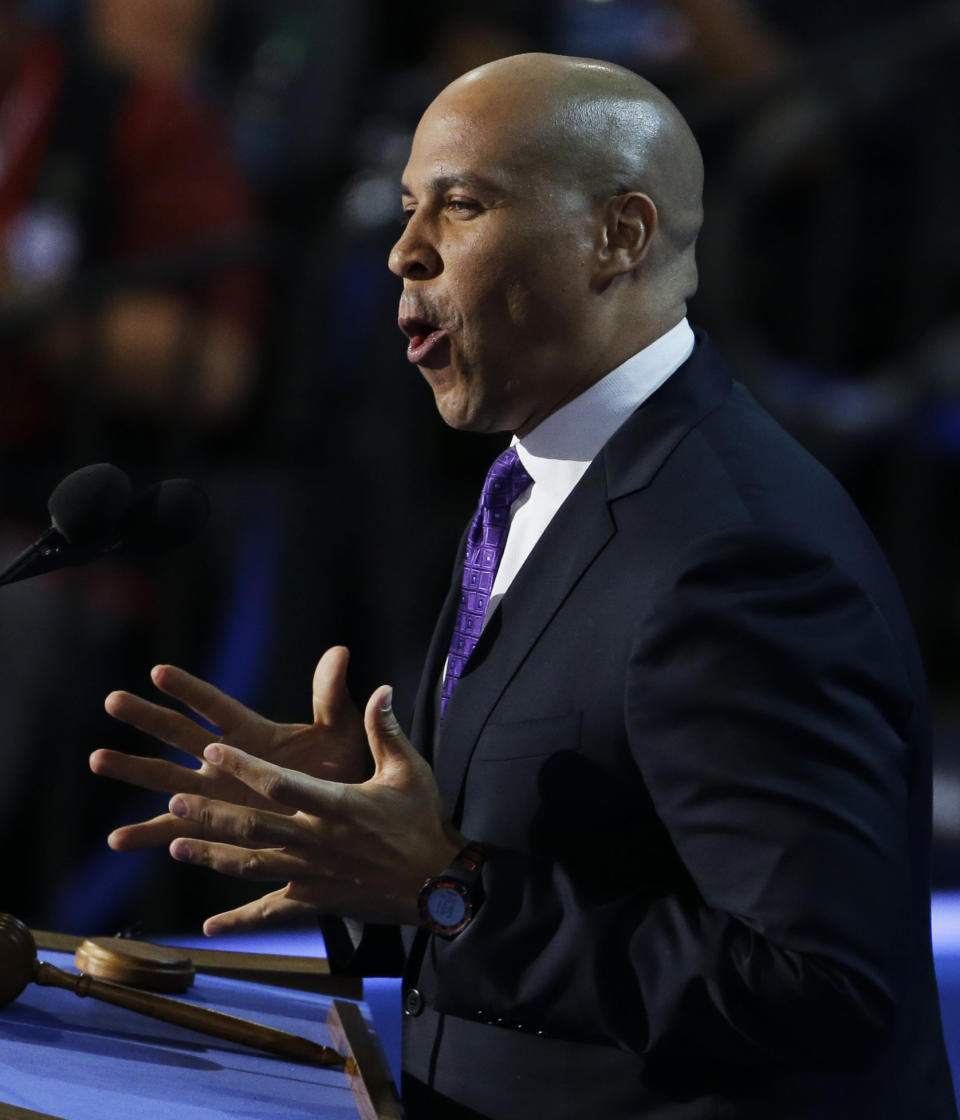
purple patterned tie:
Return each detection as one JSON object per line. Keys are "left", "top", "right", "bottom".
{"left": 441, "top": 447, "right": 532, "bottom": 717}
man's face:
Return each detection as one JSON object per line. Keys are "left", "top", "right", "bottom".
{"left": 389, "top": 86, "right": 602, "bottom": 435}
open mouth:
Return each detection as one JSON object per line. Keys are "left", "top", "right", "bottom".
{"left": 399, "top": 317, "right": 449, "bottom": 364}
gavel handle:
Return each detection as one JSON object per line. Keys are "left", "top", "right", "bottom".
{"left": 34, "top": 961, "right": 344, "bottom": 1067}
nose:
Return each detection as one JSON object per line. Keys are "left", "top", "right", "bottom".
{"left": 388, "top": 214, "right": 442, "bottom": 280}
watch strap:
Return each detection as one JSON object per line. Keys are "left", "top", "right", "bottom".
{"left": 450, "top": 840, "right": 486, "bottom": 876}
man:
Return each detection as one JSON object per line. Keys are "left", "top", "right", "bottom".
{"left": 90, "top": 54, "right": 957, "bottom": 1118}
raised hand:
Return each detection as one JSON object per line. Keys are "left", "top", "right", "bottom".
{"left": 90, "top": 646, "right": 369, "bottom": 852}
{"left": 160, "top": 686, "right": 464, "bottom": 934}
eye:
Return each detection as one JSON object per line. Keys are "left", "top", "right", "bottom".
{"left": 446, "top": 198, "right": 482, "bottom": 217}
{"left": 396, "top": 199, "right": 416, "bottom": 227}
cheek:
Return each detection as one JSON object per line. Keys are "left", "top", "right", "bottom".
{"left": 504, "top": 282, "right": 537, "bottom": 332}
{"left": 503, "top": 238, "right": 592, "bottom": 336}
{"left": 502, "top": 274, "right": 573, "bottom": 342}
{"left": 463, "top": 256, "right": 543, "bottom": 335}
{"left": 449, "top": 231, "right": 589, "bottom": 350}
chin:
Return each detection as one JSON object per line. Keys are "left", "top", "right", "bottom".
{"left": 429, "top": 383, "right": 477, "bottom": 431}
{"left": 437, "top": 399, "right": 510, "bottom": 434}
{"left": 436, "top": 405, "right": 482, "bottom": 432}
{"left": 428, "top": 377, "right": 514, "bottom": 434}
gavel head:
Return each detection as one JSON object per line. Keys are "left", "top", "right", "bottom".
{"left": 0, "top": 913, "right": 38, "bottom": 1005}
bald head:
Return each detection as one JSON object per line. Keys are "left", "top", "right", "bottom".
{"left": 391, "top": 53, "right": 705, "bottom": 434}
{"left": 433, "top": 53, "right": 704, "bottom": 303}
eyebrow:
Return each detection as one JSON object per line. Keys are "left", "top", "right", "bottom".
{"left": 400, "top": 173, "right": 504, "bottom": 198}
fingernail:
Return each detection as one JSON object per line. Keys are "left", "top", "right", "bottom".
{"left": 379, "top": 686, "right": 394, "bottom": 712}
{"left": 204, "top": 744, "right": 223, "bottom": 764}
{"left": 170, "top": 839, "right": 190, "bottom": 860}
{"left": 170, "top": 796, "right": 188, "bottom": 818}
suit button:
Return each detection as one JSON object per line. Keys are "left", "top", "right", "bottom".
{"left": 403, "top": 988, "right": 424, "bottom": 1017}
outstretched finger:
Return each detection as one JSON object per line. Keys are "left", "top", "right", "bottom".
{"left": 104, "top": 691, "right": 213, "bottom": 758}
{"left": 90, "top": 748, "right": 203, "bottom": 796}
{"left": 168, "top": 794, "right": 305, "bottom": 849}
{"left": 107, "top": 812, "right": 200, "bottom": 851}
{"left": 202, "top": 743, "right": 348, "bottom": 817}
{"left": 202, "top": 889, "right": 318, "bottom": 937}
{"left": 150, "top": 664, "right": 265, "bottom": 735}
{"left": 169, "top": 836, "right": 309, "bottom": 882}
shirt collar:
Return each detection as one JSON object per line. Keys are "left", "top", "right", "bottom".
{"left": 514, "top": 318, "right": 695, "bottom": 491}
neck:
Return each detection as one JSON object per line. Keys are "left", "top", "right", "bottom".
{"left": 513, "top": 313, "right": 687, "bottom": 439}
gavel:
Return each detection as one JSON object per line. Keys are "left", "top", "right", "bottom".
{"left": 0, "top": 913, "right": 344, "bottom": 1067}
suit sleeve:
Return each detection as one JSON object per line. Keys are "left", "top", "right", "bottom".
{"left": 318, "top": 917, "right": 405, "bottom": 977}
{"left": 428, "top": 528, "right": 918, "bottom": 1072}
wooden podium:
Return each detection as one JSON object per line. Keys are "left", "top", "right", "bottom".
{"left": 1, "top": 933, "right": 402, "bottom": 1120}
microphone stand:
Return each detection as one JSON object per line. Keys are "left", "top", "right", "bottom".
{"left": 0, "top": 528, "right": 99, "bottom": 588}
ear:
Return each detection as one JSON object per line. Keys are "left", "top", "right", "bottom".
{"left": 594, "top": 192, "right": 657, "bottom": 284}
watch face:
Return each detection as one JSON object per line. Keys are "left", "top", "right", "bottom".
{"left": 426, "top": 884, "right": 468, "bottom": 928}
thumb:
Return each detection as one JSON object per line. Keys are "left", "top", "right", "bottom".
{"left": 364, "top": 685, "right": 415, "bottom": 773}
{"left": 311, "top": 645, "right": 352, "bottom": 726}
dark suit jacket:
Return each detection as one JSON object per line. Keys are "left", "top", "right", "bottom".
{"left": 347, "top": 336, "right": 958, "bottom": 1118}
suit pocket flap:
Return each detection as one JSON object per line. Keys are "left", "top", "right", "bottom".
{"left": 472, "top": 711, "right": 582, "bottom": 761}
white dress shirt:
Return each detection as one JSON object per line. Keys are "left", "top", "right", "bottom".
{"left": 484, "top": 317, "right": 696, "bottom": 624}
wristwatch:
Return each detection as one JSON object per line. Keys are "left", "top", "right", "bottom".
{"left": 417, "top": 841, "right": 487, "bottom": 939}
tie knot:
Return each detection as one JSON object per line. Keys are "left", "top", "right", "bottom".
{"left": 480, "top": 447, "right": 532, "bottom": 513}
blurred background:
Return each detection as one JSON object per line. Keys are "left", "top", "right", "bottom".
{"left": 0, "top": 0, "right": 959, "bottom": 951}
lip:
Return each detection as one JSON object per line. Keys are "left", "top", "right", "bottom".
{"left": 399, "top": 316, "right": 450, "bottom": 364}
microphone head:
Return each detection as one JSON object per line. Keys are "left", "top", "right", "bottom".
{"left": 47, "top": 463, "right": 133, "bottom": 548}
{"left": 118, "top": 478, "right": 210, "bottom": 555}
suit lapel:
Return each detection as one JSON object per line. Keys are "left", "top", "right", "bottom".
{"left": 414, "top": 336, "right": 732, "bottom": 815}
{"left": 434, "top": 463, "right": 615, "bottom": 814}
{"left": 409, "top": 525, "right": 465, "bottom": 763}
{"left": 601, "top": 330, "right": 731, "bottom": 501}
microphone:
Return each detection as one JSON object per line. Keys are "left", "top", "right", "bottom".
{"left": 49, "top": 462, "right": 134, "bottom": 548}
{"left": 0, "top": 466, "right": 210, "bottom": 587}
{"left": 0, "top": 463, "right": 133, "bottom": 587}
{"left": 114, "top": 478, "right": 210, "bottom": 556}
